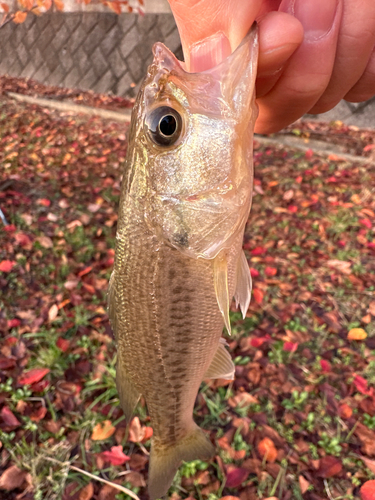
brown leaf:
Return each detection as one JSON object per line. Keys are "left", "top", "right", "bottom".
{"left": 0, "top": 465, "right": 27, "bottom": 490}
{"left": 125, "top": 471, "right": 146, "bottom": 488}
{"left": 91, "top": 420, "right": 115, "bottom": 441}
{"left": 360, "top": 456, "right": 375, "bottom": 476}
{"left": 78, "top": 482, "right": 94, "bottom": 500}
{"left": 317, "top": 456, "right": 342, "bottom": 478}
{"left": 37, "top": 235, "right": 53, "bottom": 248}
{"left": 298, "top": 475, "right": 310, "bottom": 494}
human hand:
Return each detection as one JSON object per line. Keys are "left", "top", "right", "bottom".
{"left": 167, "top": 0, "right": 375, "bottom": 134}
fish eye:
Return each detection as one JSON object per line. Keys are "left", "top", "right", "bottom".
{"left": 145, "top": 106, "right": 183, "bottom": 147}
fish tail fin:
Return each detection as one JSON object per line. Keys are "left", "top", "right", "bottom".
{"left": 148, "top": 425, "right": 214, "bottom": 500}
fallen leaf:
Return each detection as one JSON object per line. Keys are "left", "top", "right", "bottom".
{"left": 13, "top": 10, "right": 27, "bottom": 23}
{"left": 225, "top": 467, "right": 250, "bottom": 488}
{"left": 0, "top": 260, "right": 16, "bottom": 273}
{"left": 257, "top": 437, "right": 277, "bottom": 463}
{"left": 327, "top": 259, "right": 352, "bottom": 274}
{"left": 299, "top": 475, "right": 310, "bottom": 494}
{"left": 317, "top": 456, "right": 342, "bottom": 478}
{"left": 360, "top": 480, "right": 375, "bottom": 500}
{"left": 18, "top": 368, "right": 50, "bottom": 385}
{"left": 353, "top": 375, "right": 374, "bottom": 396}
{"left": 252, "top": 288, "right": 264, "bottom": 305}
{"left": 99, "top": 445, "right": 130, "bottom": 466}
{"left": 360, "top": 456, "right": 375, "bottom": 476}
{"left": 48, "top": 304, "right": 59, "bottom": 321}
{"left": 0, "top": 465, "right": 30, "bottom": 490}
{"left": 347, "top": 328, "right": 367, "bottom": 340}
{"left": 339, "top": 404, "right": 353, "bottom": 419}
{"left": 91, "top": 420, "right": 115, "bottom": 441}
{"left": 0, "top": 407, "right": 21, "bottom": 427}
{"left": 283, "top": 341, "right": 298, "bottom": 353}
{"left": 37, "top": 235, "right": 53, "bottom": 248}
{"left": 320, "top": 359, "right": 331, "bottom": 372}
{"left": 78, "top": 482, "right": 94, "bottom": 500}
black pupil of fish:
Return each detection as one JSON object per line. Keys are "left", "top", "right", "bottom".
{"left": 159, "top": 115, "right": 176, "bottom": 136}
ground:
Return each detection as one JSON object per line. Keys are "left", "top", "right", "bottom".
{"left": 0, "top": 79, "right": 375, "bottom": 500}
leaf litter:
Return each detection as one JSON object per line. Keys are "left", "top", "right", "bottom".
{"left": 0, "top": 88, "right": 375, "bottom": 500}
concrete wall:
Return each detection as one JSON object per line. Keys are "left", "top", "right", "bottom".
{"left": 0, "top": 9, "right": 181, "bottom": 98}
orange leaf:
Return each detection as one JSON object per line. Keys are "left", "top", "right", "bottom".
{"left": 91, "top": 420, "right": 115, "bottom": 441}
{"left": 257, "top": 437, "right": 277, "bottom": 463}
{"left": 252, "top": 288, "right": 263, "bottom": 305}
{"left": 347, "top": 328, "right": 367, "bottom": 340}
{"left": 360, "top": 480, "right": 375, "bottom": 500}
{"left": 1, "top": 2, "right": 9, "bottom": 11}
{"left": 339, "top": 403, "right": 353, "bottom": 419}
{"left": 53, "top": 0, "right": 64, "bottom": 10}
{"left": 107, "top": 1, "right": 121, "bottom": 13}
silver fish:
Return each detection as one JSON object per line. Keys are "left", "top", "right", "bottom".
{"left": 109, "top": 24, "right": 258, "bottom": 499}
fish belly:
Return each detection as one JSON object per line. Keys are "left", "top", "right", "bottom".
{"left": 114, "top": 222, "right": 224, "bottom": 445}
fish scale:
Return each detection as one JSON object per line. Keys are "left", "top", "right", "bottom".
{"left": 109, "top": 23, "right": 259, "bottom": 499}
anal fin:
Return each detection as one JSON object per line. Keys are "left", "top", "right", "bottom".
{"left": 116, "top": 354, "right": 140, "bottom": 422}
{"left": 204, "top": 338, "right": 235, "bottom": 380}
{"left": 213, "top": 251, "right": 231, "bottom": 334}
{"left": 234, "top": 250, "right": 252, "bottom": 319}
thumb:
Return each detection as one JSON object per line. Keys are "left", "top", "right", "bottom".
{"left": 168, "top": 0, "right": 263, "bottom": 71}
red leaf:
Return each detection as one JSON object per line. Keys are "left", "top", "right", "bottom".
{"left": 252, "top": 288, "right": 263, "bottom": 305}
{"left": 0, "top": 260, "right": 16, "bottom": 272}
{"left": 265, "top": 266, "right": 277, "bottom": 277}
{"left": 353, "top": 375, "right": 374, "bottom": 396}
{"left": 3, "top": 224, "right": 16, "bottom": 232}
{"left": 360, "top": 480, "right": 375, "bottom": 500}
{"left": 249, "top": 268, "right": 259, "bottom": 278}
{"left": 0, "top": 406, "right": 21, "bottom": 427}
{"left": 225, "top": 467, "right": 250, "bottom": 488}
{"left": 360, "top": 219, "right": 372, "bottom": 230}
{"left": 320, "top": 359, "right": 331, "bottom": 372}
{"left": 56, "top": 337, "right": 70, "bottom": 352}
{"left": 250, "top": 335, "right": 270, "bottom": 348}
{"left": 18, "top": 368, "right": 50, "bottom": 385}
{"left": 287, "top": 205, "right": 298, "bottom": 213}
{"left": 30, "top": 379, "right": 49, "bottom": 392}
{"left": 317, "top": 456, "right": 342, "bottom": 478}
{"left": 99, "top": 445, "right": 130, "bottom": 466}
{"left": 7, "top": 319, "right": 21, "bottom": 329}
{"left": 283, "top": 341, "right": 298, "bottom": 353}
{"left": 251, "top": 246, "right": 266, "bottom": 256}
{"left": 305, "top": 148, "right": 313, "bottom": 159}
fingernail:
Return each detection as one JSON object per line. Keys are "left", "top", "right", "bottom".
{"left": 290, "top": 0, "right": 338, "bottom": 40}
{"left": 189, "top": 32, "right": 231, "bottom": 72}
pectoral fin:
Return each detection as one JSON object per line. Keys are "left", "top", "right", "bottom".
{"left": 213, "top": 251, "right": 231, "bottom": 335}
{"left": 234, "top": 250, "right": 252, "bottom": 319}
{"left": 204, "top": 338, "right": 235, "bottom": 380}
{"left": 116, "top": 354, "right": 140, "bottom": 422}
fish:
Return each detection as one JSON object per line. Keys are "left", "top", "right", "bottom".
{"left": 108, "top": 23, "right": 259, "bottom": 500}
